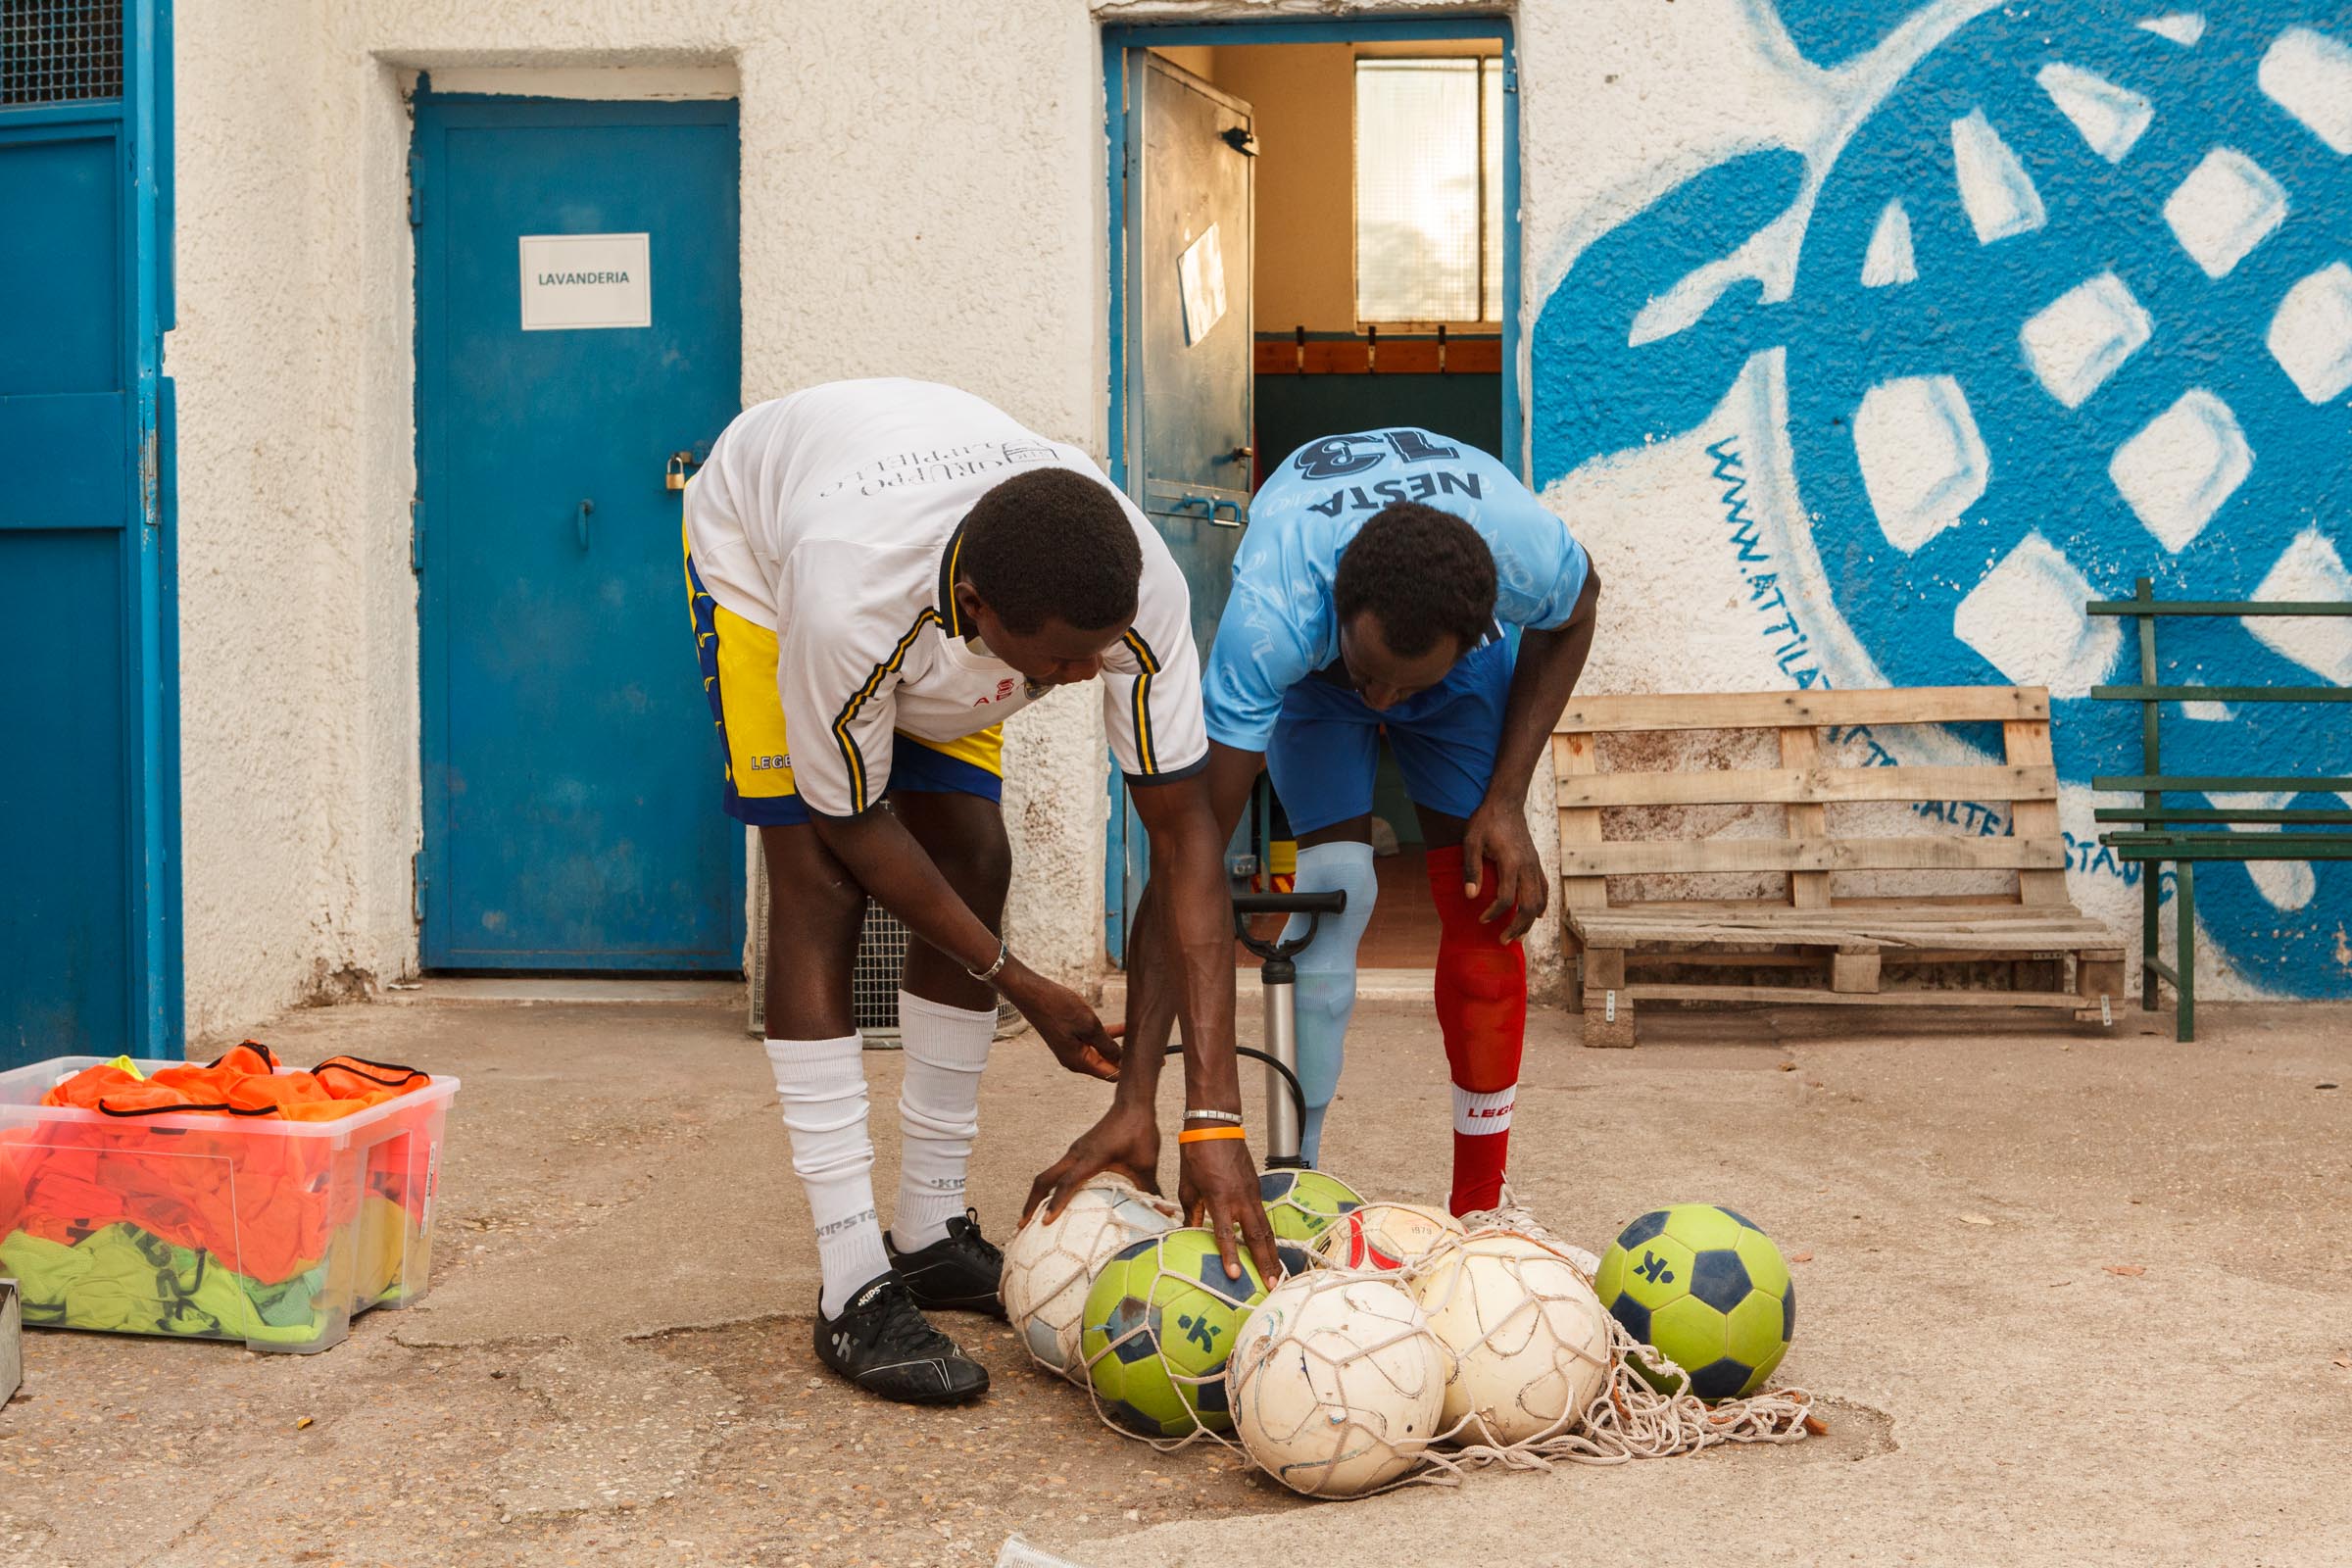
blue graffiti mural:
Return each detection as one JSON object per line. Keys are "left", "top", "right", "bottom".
{"left": 1534, "top": 2, "right": 2352, "bottom": 995}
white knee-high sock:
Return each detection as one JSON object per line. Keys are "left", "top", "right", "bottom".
{"left": 767, "top": 1034, "right": 889, "bottom": 1318}
{"left": 893, "top": 991, "right": 996, "bottom": 1251}
{"left": 1284, "top": 841, "right": 1378, "bottom": 1166}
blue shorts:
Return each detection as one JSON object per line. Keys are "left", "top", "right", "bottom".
{"left": 1265, "top": 636, "right": 1511, "bottom": 836}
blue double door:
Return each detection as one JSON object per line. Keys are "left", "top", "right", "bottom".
{"left": 413, "top": 95, "right": 743, "bottom": 970}
{"left": 0, "top": 2, "right": 176, "bottom": 1068}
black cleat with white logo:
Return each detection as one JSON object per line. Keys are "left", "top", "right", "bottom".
{"left": 814, "top": 1272, "right": 989, "bottom": 1405}
{"left": 886, "top": 1209, "right": 1006, "bottom": 1319}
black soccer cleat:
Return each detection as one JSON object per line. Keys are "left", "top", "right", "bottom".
{"left": 886, "top": 1209, "right": 1007, "bottom": 1319}
{"left": 813, "top": 1272, "right": 990, "bottom": 1405}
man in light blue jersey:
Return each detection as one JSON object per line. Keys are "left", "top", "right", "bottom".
{"left": 1032, "top": 428, "right": 1599, "bottom": 1220}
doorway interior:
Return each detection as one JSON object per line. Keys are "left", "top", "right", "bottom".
{"left": 1103, "top": 20, "right": 1518, "bottom": 973}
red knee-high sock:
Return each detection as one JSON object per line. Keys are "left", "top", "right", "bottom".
{"left": 1426, "top": 845, "right": 1528, "bottom": 1216}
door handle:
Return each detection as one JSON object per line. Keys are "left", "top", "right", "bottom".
{"left": 575, "top": 498, "right": 594, "bottom": 550}
{"left": 1171, "top": 495, "right": 1214, "bottom": 517}
{"left": 1211, "top": 499, "right": 1245, "bottom": 528}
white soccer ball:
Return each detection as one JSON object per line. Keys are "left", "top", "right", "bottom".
{"left": 1308, "top": 1200, "right": 1465, "bottom": 1272}
{"left": 1000, "top": 1172, "right": 1180, "bottom": 1380}
{"left": 1227, "top": 1272, "right": 1448, "bottom": 1497}
{"left": 1413, "top": 1231, "right": 1613, "bottom": 1446}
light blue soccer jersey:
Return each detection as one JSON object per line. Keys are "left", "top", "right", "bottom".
{"left": 1201, "top": 429, "right": 1592, "bottom": 753}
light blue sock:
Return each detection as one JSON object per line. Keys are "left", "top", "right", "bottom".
{"left": 1283, "top": 841, "right": 1376, "bottom": 1166}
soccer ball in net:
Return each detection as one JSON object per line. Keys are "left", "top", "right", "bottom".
{"left": 1595, "top": 1204, "right": 1793, "bottom": 1401}
{"left": 999, "top": 1172, "right": 1180, "bottom": 1381}
{"left": 1259, "top": 1168, "right": 1365, "bottom": 1244}
{"left": 1081, "top": 1227, "right": 1269, "bottom": 1438}
{"left": 1228, "top": 1272, "right": 1448, "bottom": 1497}
{"left": 1414, "top": 1231, "right": 1613, "bottom": 1446}
{"left": 1309, "top": 1200, "right": 1464, "bottom": 1272}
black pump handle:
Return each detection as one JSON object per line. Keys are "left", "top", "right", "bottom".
{"left": 1230, "top": 892, "right": 1348, "bottom": 916}
{"left": 1230, "top": 889, "right": 1348, "bottom": 963}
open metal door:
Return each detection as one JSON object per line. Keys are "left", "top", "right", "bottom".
{"left": 1115, "top": 51, "right": 1254, "bottom": 950}
{"left": 1128, "top": 53, "right": 1254, "bottom": 653}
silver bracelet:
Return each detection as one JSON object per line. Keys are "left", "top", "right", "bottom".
{"left": 1182, "top": 1108, "right": 1245, "bottom": 1125}
{"left": 965, "top": 939, "right": 1009, "bottom": 986}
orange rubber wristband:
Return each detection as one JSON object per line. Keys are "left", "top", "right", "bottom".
{"left": 1176, "top": 1125, "right": 1247, "bottom": 1145}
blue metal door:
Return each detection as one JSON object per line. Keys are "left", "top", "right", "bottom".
{"left": 413, "top": 94, "right": 742, "bottom": 971}
{"left": 0, "top": 2, "right": 179, "bottom": 1068}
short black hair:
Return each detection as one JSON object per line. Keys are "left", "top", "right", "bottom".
{"left": 1334, "top": 501, "right": 1496, "bottom": 658}
{"left": 957, "top": 467, "right": 1143, "bottom": 635}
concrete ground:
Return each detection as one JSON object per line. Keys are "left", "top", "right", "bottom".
{"left": 3, "top": 991, "right": 2349, "bottom": 1568}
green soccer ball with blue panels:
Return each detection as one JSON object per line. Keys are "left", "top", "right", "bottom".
{"left": 1080, "top": 1227, "right": 1268, "bottom": 1438}
{"left": 1257, "top": 1168, "right": 1363, "bottom": 1244}
{"left": 1595, "top": 1203, "right": 1794, "bottom": 1401}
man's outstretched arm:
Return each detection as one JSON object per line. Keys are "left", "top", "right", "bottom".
{"left": 1025, "top": 743, "right": 1272, "bottom": 1279}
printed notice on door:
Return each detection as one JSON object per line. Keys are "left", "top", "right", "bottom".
{"left": 518, "top": 233, "right": 652, "bottom": 330}
{"left": 1177, "top": 224, "right": 1228, "bottom": 346}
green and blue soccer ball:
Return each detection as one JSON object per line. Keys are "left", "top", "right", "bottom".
{"left": 1258, "top": 1168, "right": 1363, "bottom": 1244}
{"left": 1080, "top": 1227, "right": 1268, "bottom": 1437}
{"left": 1595, "top": 1203, "right": 1794, "bottom": 1401}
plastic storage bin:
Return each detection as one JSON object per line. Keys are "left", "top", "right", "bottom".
{"left": 0, "top": 1056, "right": 456, "bottom": 1353}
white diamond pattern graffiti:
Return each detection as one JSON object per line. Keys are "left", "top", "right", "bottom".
{"left": 2107, "top": 389, "right": 2253, "bottom": 552}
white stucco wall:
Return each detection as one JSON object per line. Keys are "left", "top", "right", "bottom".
{"left": 171, "top": 0, "right": 360, "bottom": 1039}
{"left": 157, "top": 0, "right": 1708, "bottom": 1035}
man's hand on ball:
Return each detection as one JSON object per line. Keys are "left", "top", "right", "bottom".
{"left": 1181, "top": 1135, "right": 1280, "bottom": 1285}
{"left": 1022, "top": 1101, "right": 1160, "bottom": 1224}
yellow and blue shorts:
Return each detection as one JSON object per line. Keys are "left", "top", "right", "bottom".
{"left": 684, "top": 543, "right": 1003, "bottom": 826}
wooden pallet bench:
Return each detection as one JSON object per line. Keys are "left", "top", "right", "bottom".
{"left": 1553, "top": 686, "right": 2125, "bottom": 1047}
{"left": 2088, "top": 580, "right": 2352, "bottom": 1042}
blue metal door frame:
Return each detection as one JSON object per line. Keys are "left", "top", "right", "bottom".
{"left": 0, "top": 0, "right": 181, "bottom": 1064}
{"left": 1098, "top": 16, "right": 1521, "bottom": 963}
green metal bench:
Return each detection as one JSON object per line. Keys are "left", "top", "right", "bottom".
{"left": 2087, "top": 578, "right": 2352, "bottom": 1041}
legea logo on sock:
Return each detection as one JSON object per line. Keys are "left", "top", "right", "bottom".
{"left": 1452, "top": 1085, "right": 1517, "bottom": 1135}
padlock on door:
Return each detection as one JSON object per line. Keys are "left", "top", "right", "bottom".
{"left": 665, "top": 450, "right": 696, "bottom": 492}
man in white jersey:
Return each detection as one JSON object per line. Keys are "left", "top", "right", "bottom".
{"left": 685, "top": 380, "right": 1276, "bottom": 1404}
